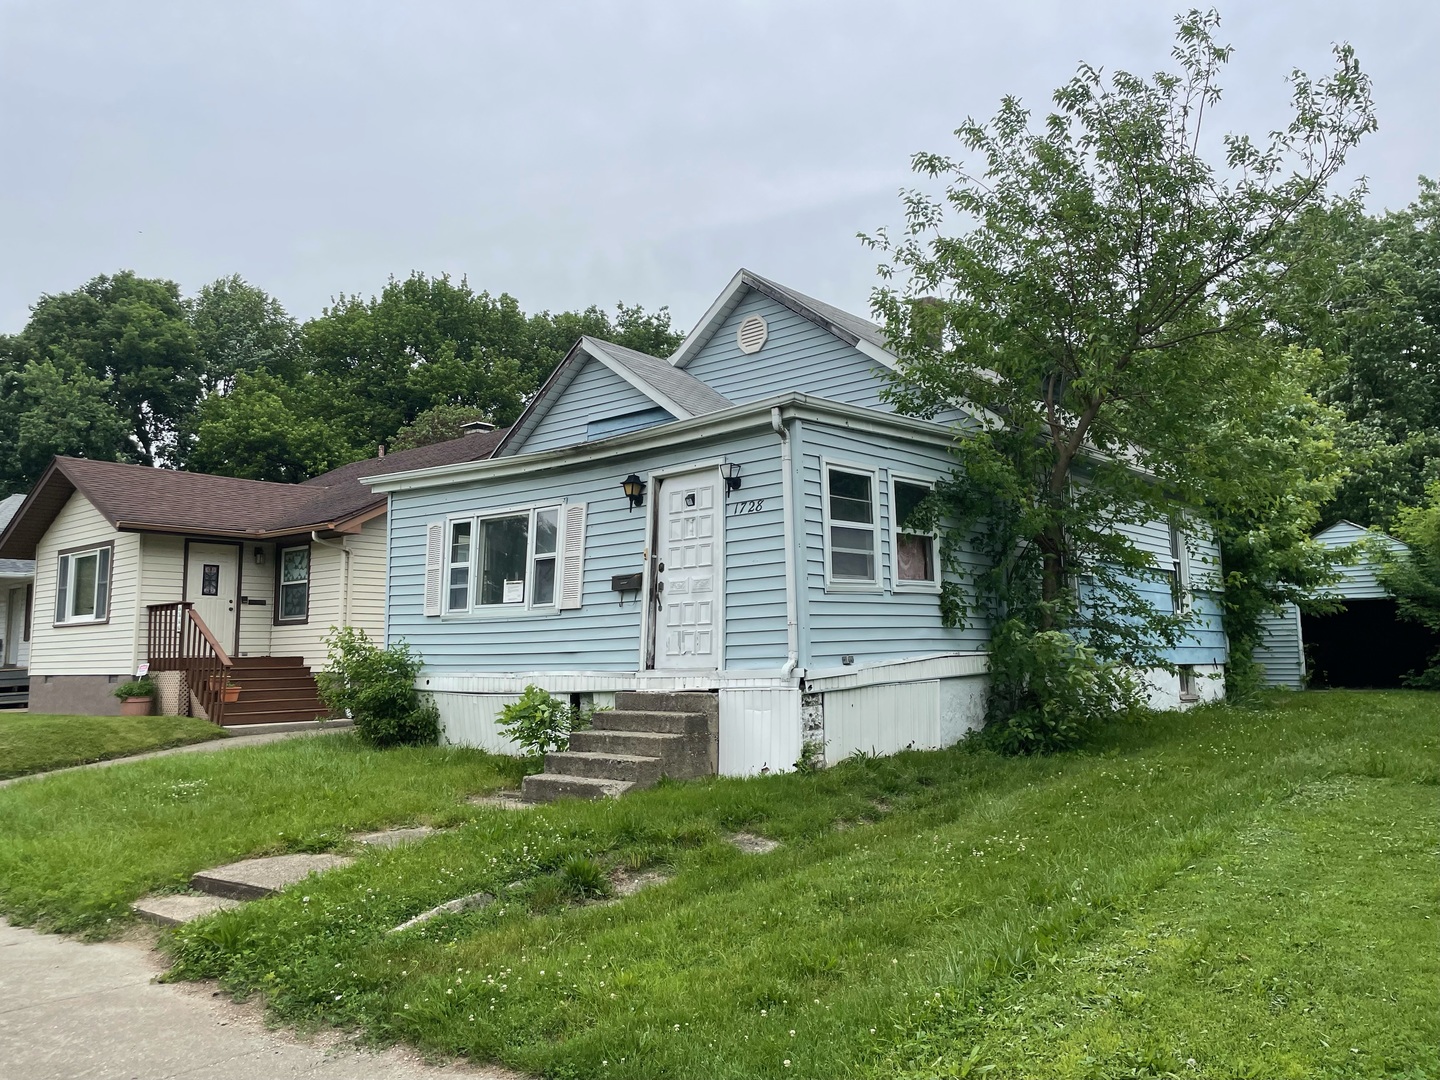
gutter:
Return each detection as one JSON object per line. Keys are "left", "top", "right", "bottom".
{"left": 771, "top": 407, "right": 799, "bottom": 680}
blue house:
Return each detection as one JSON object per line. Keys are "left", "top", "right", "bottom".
{"left": 366, "top": 271, "right": 1227, "bottom": 789}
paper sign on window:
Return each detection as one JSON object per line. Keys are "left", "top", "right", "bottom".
{"left": 502, "top": 580, "right": 525, "bottom": 604}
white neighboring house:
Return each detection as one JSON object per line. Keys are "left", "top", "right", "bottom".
{"left": 0, "top": 431, "right": 502, "bottom": 720}
{"left": 0, "top": 494, "right": 36, "bottom": 707}
{"left": 1252, "top": 519, "right": 1430, "bottom": 688}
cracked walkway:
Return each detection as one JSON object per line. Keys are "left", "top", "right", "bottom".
{"left": 0, "top": 919, "right": 517, "bottom": 1079}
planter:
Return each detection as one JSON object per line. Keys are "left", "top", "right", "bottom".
{"left": 119, "top": 696, "right": 154, "bottom": 717}
{"left": 222, "top": 685, "right": 241, "bottom": 704}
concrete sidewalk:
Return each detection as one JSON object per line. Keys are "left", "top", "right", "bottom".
{"left": 0, "top": 723, "right": 351, "bottom": 790}
{"left": 0, "top": 920, "right": 515, "bottom": 1079}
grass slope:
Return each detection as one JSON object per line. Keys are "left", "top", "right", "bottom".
{"left": 0, "top": 712, "right": 225, "bottom": 780}
{"left": 0, "top": 733, "right": 527, "bottom": 933}
{"left": 0, "top": 692, "right": 1435, "bottom": 1079}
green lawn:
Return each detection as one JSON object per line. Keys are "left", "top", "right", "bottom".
{"left": 0, "top": 692, "right": 1435, "bottom": 1079}
{"left": 0, "top": 711, "right": 227, "bottom": 780}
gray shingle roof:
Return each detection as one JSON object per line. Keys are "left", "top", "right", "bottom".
{"left": 583, "top": 338, "right": 733, "bottom": 416}
{"left": 0, "top": 496, "right": 33, "bottom": 575}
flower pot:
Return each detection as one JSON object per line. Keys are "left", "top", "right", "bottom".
{"left": 119, "top": 696, "right": 154, "bottom": 717}
{"left": 222, "top": 685, "right": 241, "bottom": 704}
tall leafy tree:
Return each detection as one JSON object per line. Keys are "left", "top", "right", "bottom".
{"left": 187, "top": 274, "right": 302, "bottom": 393}
{"left": 1274, "top": 182, "right": 1440, "bottom": 529}
{"left": 865, "top": 9, "right": 1374, "bottom": 741}
{"left": 1378, "top": 480, "right": 1440, "bottom": 687}
{"left": 12, "top": 271, "right": 202, "bottom": 468}
{"left": 187, "top": 371, "right": 339, "bottom": 483}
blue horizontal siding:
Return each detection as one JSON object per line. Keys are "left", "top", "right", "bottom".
{"left": 684, "top": 291, "right": 895, "bottom": 410}
{"left": 797, "top": 420, "right": 984, "bottom": 670}
{"left": 519, "top": 354, "right": 668, "bottom": 454}
{"left": 386, "top": 429, "right": 787, "bottom": 675}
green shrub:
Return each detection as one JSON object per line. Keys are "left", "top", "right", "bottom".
{"left": 981, "top": 621, "right": 1142, "bottom": 755}
{"left": 316, "top": 627, "right": 439, "bottom": 748}
{"left": 114, "top": 677, "right": 156, "bottom": 700}
{"left": 498, "top": 685, "right": 593, "bottom": 757}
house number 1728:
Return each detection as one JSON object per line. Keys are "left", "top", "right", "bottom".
{"left": 730, "top": 499, "right": 765, "bottom": 515}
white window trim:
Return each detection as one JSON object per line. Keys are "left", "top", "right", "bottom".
{"left": 276, "top": 544, "right": 310, "bottom": 623}
{"left": 889, "top": 472, "right": 941, "bottom": 594}
{"left": 54, "top": 545, "right": 111, "bottom": 625}
{"left": 443, "top": 502, "right": 565, "bottom": 619}
{"left": 822, "top": 458, "right": 881, "bottom": 593}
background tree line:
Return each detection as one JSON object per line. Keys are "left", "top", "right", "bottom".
{"left": 0, "top": 271, "right": 682, "bottom": 494}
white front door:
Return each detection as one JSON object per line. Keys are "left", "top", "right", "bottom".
{"left": 653, "top": 469, "right": 722, "bottom": 671}
{"left": 185, "top": 543, "right": 239, "bottom": 654}
{"left": 5, "top": 587, "right": 26, "bottom": 667}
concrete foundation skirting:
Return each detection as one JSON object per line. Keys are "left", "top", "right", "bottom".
{"left": 27, "top": 674, "right": 127, "bottom": 716}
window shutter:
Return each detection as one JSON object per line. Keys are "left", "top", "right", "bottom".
{"left": 558, "top": 502, "right": 587, "bottom": 610}
{"left": 95, "top": 547, "right": 110, "bottom": 620}
{"left": 424, "top": 523, "right": 444, "bottom": 616}
{"left": 23, "top": 583, "right": 32, "bottom": 641}
{"left": 55, "top": 554, "right": 69, "bottom": 623}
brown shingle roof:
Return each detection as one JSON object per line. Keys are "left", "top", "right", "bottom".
{"left": 0, "top": 428, "right": 506, "bottom": 560}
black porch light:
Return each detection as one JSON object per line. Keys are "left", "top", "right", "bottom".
{"left": 721, "top": 462, "right": 742, "bottom": 493}
{"left": 621, "top": 473, "right": 646, "bottom": 511}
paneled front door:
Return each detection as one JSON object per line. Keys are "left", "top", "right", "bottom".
{"left": 185, "top": 542, "right": 239, "bottom": 654}
{"left": 653, "top": 469, "right": 722, "bottom": 671}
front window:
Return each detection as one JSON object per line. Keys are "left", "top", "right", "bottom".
{"left": 825, "top": 466, "right": 878, "bottom": 586}
{"left": 893, "top": 478, "right": 938, "bottom": 586}
{"left": 446, "top": 505, "right": 561, "bottom": 613}
{"left": 55, "top": 545, "right": 111, "bottom": 624}
{"left": 278, "top": 545, "right": 310, "bottom": 621}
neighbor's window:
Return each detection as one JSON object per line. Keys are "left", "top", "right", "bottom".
{"left": 447, "top": 521, "right": 472, "bottom": 611}
{"left": 893, "top": 477, "right": 938, "bottom": 587}
{"left": 277, "top": 545, "right": 310, "bottom": 622}
{"left": 447, "top": 506, "right": 561, "bottom": 612}
{"left": 55, "top": 544, "right": 112, "bottom": 624}
{"left": 825, "top": 465, "right": 878, "bottom": 586}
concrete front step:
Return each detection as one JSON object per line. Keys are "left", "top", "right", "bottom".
{"left": 544, "top": 749, "right": 662, "bottom": 784}
{"left": 614, "top": 691, "right": 718, "bottom": 717}
{"left": 132, "top": 893, "right": 243, "bottom": 926}
{"left": 567, "top": 729, "right": 704, "bottom": 774}
{"left": 520, "top": 773, "right": 634, "bottom": 802}
{"left": 593, "top": 709, "right": 708, "bottom": 735}
{"left": 191, "top": 853, "right": 355, "bottom": 900}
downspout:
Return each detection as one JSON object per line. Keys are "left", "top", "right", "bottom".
{"left": 772, "top": 407, "right": 799, "bottom": 680}
{"left": 311, "top": 532, "right": 351, "bottom": 627}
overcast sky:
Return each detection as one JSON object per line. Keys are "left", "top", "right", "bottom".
{"left": 0, "top": 1, "right": 1433, "bottom": 338}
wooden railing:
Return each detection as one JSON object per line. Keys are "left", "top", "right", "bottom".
{"left": 146, "top": 602, "right": 234, "bottom": 726}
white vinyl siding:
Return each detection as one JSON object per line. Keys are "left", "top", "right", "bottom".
{"left": 28, "top": 493, "right": 140, "bottom": 678}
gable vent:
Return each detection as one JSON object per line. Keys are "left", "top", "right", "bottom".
{"left": 736, "top": 314, "right": 768, "bottom": 354}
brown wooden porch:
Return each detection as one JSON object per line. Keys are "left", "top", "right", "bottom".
{"left": 146, "top": 603, "right": 329, "bottom": 726}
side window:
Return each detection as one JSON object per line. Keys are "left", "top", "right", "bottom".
{"left": 277, "top": 545, "right": 310, "bottom": 622}
{"left": 54, "top": 545, "right": 112, "bottom": 625}
{"left": 825, "top": 465, "right": 879, "bottom": 587}
{"left": 1169, "top": 519, "right": 1191, "bottom": 614}
{"left": 447, "top": 521, "right": 472, "bottom": 612}
{"left": 892, "top": 477, "right": 938, "bottom": 588}
{"left": 532, "top": 508, "right": 559, "bottom": 607}
{"left": 477, "top": 514, "right": 529, "bottom": 605}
